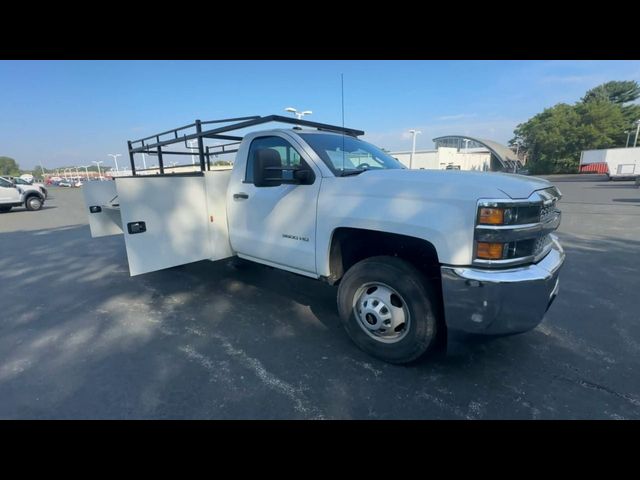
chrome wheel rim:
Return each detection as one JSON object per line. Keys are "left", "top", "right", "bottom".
{"left": 352, "top": 282, "right": 410, "bottom": 343}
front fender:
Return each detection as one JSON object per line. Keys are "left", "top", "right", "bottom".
{"left": 22, "top": 190, "right": 45, "bottom": 202}
{"left": 316, "top": 181, "right": 478, "bottom": 276}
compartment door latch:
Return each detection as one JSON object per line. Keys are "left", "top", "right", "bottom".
{"left": 127, "top": 221, "right": 147, "bottom": 234}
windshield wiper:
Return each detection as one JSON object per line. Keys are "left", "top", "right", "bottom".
{"left": 339, "top": 169, "right": 365, "bottom": 177}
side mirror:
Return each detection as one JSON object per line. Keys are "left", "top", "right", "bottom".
{"left": 253, "top": 149, "right": 283, "bottom": 187}
{"left": 253, "top": 148, "right": 315, "bottom": 187}
{"left": 293, "top": 168, "right": 313, "bottom": 184}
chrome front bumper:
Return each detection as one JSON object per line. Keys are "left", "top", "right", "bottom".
{"left": 440, "top": 235, "right": 565, "bottom": 335}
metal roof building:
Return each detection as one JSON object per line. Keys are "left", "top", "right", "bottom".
{"left": 432, "top": 135, "right": 524, "bottom": 172}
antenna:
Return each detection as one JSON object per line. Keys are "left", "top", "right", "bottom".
{"left": 341, "top": 73, "right": 345, "bottom": 173}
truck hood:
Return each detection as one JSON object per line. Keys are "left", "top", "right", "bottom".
{"left": 353, "top": 169, "right": 552, "bottom": 199}
{"left": 16, "top": 184, "right": 43, "bottom": 194}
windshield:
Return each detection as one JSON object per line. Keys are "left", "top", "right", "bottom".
{"left": 298, "top": 133, "right": 404, "bottom": 176}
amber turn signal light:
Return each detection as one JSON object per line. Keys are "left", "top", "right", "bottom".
{"left": 476, "top": 242, "right": 505, "bottom": 260}
{"left": 478, "top": 207, "right": 504, "bottom": 225}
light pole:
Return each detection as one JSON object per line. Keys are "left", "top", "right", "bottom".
{"left": 408, "top": 129, "right": 421, "bottom": 169}
{"left": 93, "top": 161, "right": 103, "bottom": 180}
{"left": 141, "top": 152, "right": 148, "bottom": 170}
{"left": 285, "top": 107, "right": 313, "bottom": 120}
{"left": 81, "top": 165, "right": 90, "bottom": 180}
{"left": 108, "top": 154, "right": 121, "bottom": 172}
{"left": 625, "top": 131, "right": 631, "bottom": 148}
{"left": 463, "top": 138, "right": 470, "bottom": 152}
{"left": 187, "top": 139, "right": 198, "bottom": 165}
{"left": 634, "top": 120, "right": 640, "bottom": 148}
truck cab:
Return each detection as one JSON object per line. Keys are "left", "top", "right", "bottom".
{"left": 83, "top": 115, "right": 565, "bottom": 364}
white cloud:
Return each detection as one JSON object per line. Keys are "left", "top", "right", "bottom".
{"left": 539, "top": 74, "right": 601, "bottom": 84}
{"left": 437, "top": 113, "right": 478, "bottom": 121}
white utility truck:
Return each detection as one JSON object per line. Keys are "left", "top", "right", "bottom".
{"left": 0, "top": 176, "right": 46, "bottom": 212}
{"left": 83, "top": 115, "right": 565, "bottom": 363}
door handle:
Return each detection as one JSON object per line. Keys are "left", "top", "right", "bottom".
{"left": 233, "top": 193, "right": 249, "bottom": 200}
{"left": 127, "top": 221, "right": 147, "bottom": 234}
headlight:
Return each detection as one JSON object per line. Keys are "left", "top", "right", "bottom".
{"left": 477, "top": 207, "right": 515, "bottom": 225}
{"left": 474, "top": 188, "right": 562, "bottom": 267}
{"left": 476, "top": 241, "right": 506, "bottom": 260}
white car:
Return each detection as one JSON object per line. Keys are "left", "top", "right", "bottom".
{"left": 7, "top": 176, "right": 48, "bottom": 199}
{"left": 0, "top": 176, "right": 46, "bottom": 212}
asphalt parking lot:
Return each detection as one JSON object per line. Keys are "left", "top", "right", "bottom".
{"left": 1, "top": 175, "right": 639, "bottom": 419}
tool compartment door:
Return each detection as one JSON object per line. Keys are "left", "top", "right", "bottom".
{"left": 116, "top": 175, "right": 212, "bottom": 276}
{"left": 82, "top": 180, "right": 123, "bottom": 237}
{"left": 204, "top": 170, "right": 234, "bottom": 261}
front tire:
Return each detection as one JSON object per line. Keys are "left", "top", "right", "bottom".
{"left": 25, "top": 196, "right": 43, "bottom": 211}
{"left": 337, "top": 256, "right": 440, "bottom": 364}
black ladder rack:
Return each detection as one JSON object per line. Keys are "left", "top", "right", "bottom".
{"left": 127, "top": 114, "right": 365, "bottom": 176}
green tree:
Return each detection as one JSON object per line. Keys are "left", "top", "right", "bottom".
{"left": 511, "top": 104, "right": 582, "bottom": 174}
{"left": 511, "top": 80, "right": 640, "bottom": 174}
{"left": 582, "top": 80, "right": 640, "bottom": 104}
{"left": 582, "top": 80, "right": 640, "bottom": 132}
{"left": 0, "top": 156, "right": 20, "bottom": 176}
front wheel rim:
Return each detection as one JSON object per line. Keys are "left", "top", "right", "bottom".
{"left": 352, "top": 282, "right": 411, "bottom": 344}
{"left": 30, "top": 198, "right": 41, "bottom": 209}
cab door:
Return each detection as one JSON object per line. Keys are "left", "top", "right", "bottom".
{"left": 227, "top": 134, "right": 321, "bottom": 275}
{"left": 0, "top": 177, "right": 21, "bottom": 203}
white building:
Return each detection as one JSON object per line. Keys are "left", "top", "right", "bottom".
{"left": 392, "top": 147, "right": 492, "bottom": 171}
{"left": 392, "top": 135, "right": 524, "bottom": 173}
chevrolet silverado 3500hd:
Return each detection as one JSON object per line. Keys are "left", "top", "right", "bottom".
{"left": 83, "top": 115, "right": 565, "bottom": 364}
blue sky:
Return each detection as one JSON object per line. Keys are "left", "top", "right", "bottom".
{"left": 1, "top": 60, "right": 640, "bottom": 169}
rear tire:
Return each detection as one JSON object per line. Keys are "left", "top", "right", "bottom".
{"left": 25, "top": 196, "right": 43, "bottom": 211}
{"left": 337, "top": 256, "right": 440, "bottom": 364}
{"left": 0, "top": 206, "right": 12, "bottom": 213}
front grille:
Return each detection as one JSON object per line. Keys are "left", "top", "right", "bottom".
{"left": 540, "top": 201, "right": 557, "bottom": 222}
{"left": 532, "top": 234, "right": 552, "bottom": 257}
{"left": 474, "top": 187, "right": 561, "bottom": 267}
{"left": 502, "top": 234, "right": 551, "bottom": 261}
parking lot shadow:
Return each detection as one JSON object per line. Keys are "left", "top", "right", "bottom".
{"left": 612, "top": 198, "right": 640, "bottom": 203}
{"left": 2, "top": 222, "right": 640, "bottom": 419}
{"left": 540, "top": 174, "right": 608, "bottom": 183}
{"left": 591, "top": 183, "right": 638, "bottom": 189}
